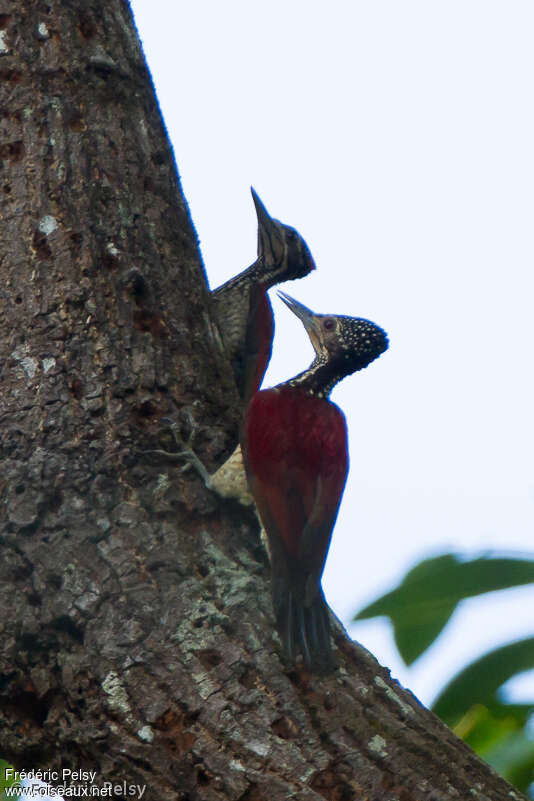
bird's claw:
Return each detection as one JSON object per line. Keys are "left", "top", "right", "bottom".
{"left": 160, "top": 412, "right": 197, "bottom": 451}
{"left": 144, "top": 412, "right": 213, "bottom": 490}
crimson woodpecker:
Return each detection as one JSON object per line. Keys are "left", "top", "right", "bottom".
{"left": 241, "top": 292, "right": 388, "bottom": 671}
{"left": 211, "top": 188, "right": 315, "bottom": 408}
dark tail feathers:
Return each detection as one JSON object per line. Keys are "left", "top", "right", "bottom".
{"left": 273, "top": 577, "right": 334, "bottom": 673}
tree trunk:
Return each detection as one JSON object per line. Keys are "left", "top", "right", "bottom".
{"left": 0, "top": 2, "right": 525, "bottom": 800}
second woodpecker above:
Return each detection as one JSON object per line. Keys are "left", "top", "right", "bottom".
{"left": 211, "top": 189, "right": 316, "bottom": 408}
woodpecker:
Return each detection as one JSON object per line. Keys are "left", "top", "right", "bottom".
{"left": 148, "top": 191, "right": 316, "bottom": 502}
{"left": 211, "top": 188, "right": 315, "bottom": 408}
{"left": 241, "top": 293, "right": 388, "bottom": 671}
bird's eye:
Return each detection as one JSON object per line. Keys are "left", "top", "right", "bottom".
{"left": 323, "top": 318, "right": 336, "bottom": 331}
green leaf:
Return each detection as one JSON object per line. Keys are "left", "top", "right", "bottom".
{"left": 432, "top": 638, "right": 534, "bottom": 725}
{"left": 485, "top": 729, "right": 534, "bottom": 796}
{"left": 452, "top": 706, "right": 534, "bottom": 795}
{"left": 0, "top": 761, "right": 20, "bottom": 796}
{"left": 454, "top": 702, "right": 528, "bottom": 750}
{"left": 353, "top": 553, "right": 534, "bottom": 665}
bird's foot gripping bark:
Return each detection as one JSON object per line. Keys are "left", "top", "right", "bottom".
{"left": 142, "top": 411, "right": 254, "bottom": 506}
{"left": 141, "top": 411, "right": 214, "bottom": 489}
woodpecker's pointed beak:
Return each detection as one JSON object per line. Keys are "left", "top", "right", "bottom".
{"left": 277, "top": 292, "right": 323, "bottom": 355}
{"left": 251, "top": 187, "right": 286, "bottom": 269}
{"left": 251, "top": 187, "right": 274, "bottom": 232}
{"left": 278, "top": 291, "right": 315, "bottom": 327}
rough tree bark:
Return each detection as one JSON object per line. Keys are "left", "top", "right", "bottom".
{"left": 0, "top": 2, "right": 526, "bottom": 800}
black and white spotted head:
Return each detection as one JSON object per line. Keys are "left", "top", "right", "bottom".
{"left": 278, "top": 291, "right": 388, "bottom": 395}
{"left": 251, "top": 188, "right": 316, "bottom": 287}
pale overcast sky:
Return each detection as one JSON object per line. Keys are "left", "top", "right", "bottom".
{"left": 129, "top": 1, "right": 534, "bottom": 705}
